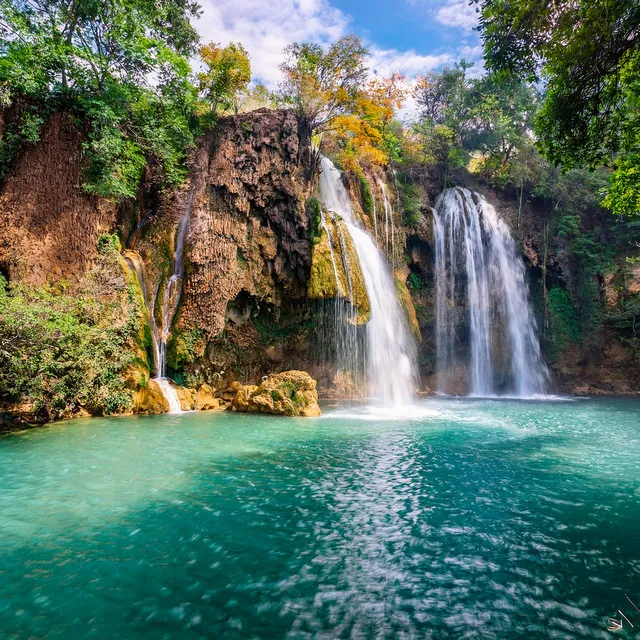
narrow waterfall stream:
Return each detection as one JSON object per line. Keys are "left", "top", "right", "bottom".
{"left": 433, "top": 187, "right": 548, "bottom": 397}
{"left": 153, "top": 189, "right": 195, "bottom": 413}
{"left": 125, "top": 190, "right": 194, "bottom": 413}
{"left": 319, "top": 157, "right": 417, "bottom": 406}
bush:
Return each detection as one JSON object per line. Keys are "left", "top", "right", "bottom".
{"left": 547, "top": 286, "right": 581, "bottom": 349}
{"left": 400, "top": 181, "right": 423, "bottom": 226}
{"left": 0, "top": 251, "right": 143, "bottom": 420}
{"left": 359, "top": 174, "right": 374, "bottom": 215}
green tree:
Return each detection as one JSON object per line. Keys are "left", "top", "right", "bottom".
{"left": 197, "top": 42, "right": 251, "bottom": 117}
{"left": 0, "top": 0, "right": 201, "bottom": 198}
{"left": 476, "top": 0, "right": 640, "bottom": 217}
{"left": 413, "top": 61, "right": 538, "bottom": 183}
{"left": 276, "top": 35, "right": 369, "bottom": 135}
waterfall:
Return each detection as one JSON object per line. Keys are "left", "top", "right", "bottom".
{"left": 319, "top": 157, "right": 417, "bottom": 406}
{"left": 433, "top": 187, "right": 548, "bottom": 397}
{"left": 124, "top": 190, "right": 194, "bottom": 414}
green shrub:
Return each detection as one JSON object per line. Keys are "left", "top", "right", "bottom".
{"left": 407, "top": 272, "right": 423, "bottom": 294}
{"left": 0, "top": 255, "right": 143, "bottom": 420}
{"left": 400, "top": 181, "right": 423, "bottom": 226}
{"left": 306, "top": 197, "right": 323, "bottom": 244}
{"left": 547, "top": 286, "right": 581, "bottom": 350}
{"left": 359, "top": 174, "right": 374, "bottom": 215}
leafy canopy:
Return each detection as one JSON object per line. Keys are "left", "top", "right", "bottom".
{"left": 475, "top": 0, "right": 640, "bottom": 217}
{"left": 412, "top": 61, "right": 538, "bottom": 182}
{"left": 0, "top": 0, "right": 202, "bottom": 199}
{"left": 277, "top": 35, "right": 369, "bottom": 134}
{"left": 197, "top": 42, "right": 251, "bottom": 117}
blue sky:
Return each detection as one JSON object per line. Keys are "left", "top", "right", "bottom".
{"left": 196, "top": 0, "right": 483, "bottom": 86}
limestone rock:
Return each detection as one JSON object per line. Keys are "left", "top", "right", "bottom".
{"left": 174, "top": 385, "right": 195, "bottom": 411}
{"left": 132, "top": 380, "right": 170, "bottom": 414}
{"left": 308, "top": 216, "right": 371, "bottom": 324}
{"left": 194, "top": 384, "right": 220, "bottom": 411}
{"left": 231, "top": 371, "right": 321, "bottom": 417}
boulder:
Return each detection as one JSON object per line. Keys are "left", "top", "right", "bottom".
{"left": 194, "top": 384, "right": 221, "bottom": 411}
{"left": 231, "top": 371, "right": 321, "bottom": 417}
{"left": 132, "top": 380, "right": 170, "bottom": 414}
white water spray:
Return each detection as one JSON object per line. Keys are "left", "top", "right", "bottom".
{"left": 433, "top": 187, "right": 548, "bottom": 397}
{"left": 319, "top": 157, "right": 417, "bottom": 405}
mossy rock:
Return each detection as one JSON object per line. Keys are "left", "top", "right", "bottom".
{"left": 308, "top": 218, "right": 371, "bottom": 325}
{"left": 231, "top": 371, "right": 321, "bottom": 417}
{"left": 131, "top": 379, "right": 170, "bottom": 414}
{"left": 336, "top": 219, "right": 370, "bottom": 325}
{"left": 395, "top": 271, "right": 421, "bottom": 341}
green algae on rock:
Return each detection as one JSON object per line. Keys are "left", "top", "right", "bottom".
{"left": 231, "top": 370, "right": 321, "bottom": 417}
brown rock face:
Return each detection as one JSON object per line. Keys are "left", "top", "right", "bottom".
{"left": 179, "top": 109, "right": 311, "bottom": 340}
{"left": 231, "top": 370, "right": 321, "bottom": 417}
{"left": 0, "top": 113, "right": 116, "bottom": 285}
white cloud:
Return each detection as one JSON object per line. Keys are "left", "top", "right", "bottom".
{"left": 194, "top": 0, "right": 484, "bottom": 91}
{"left": 434, "top": 0, "right": 480, "bottom": 31}
{"left": 196, "top": 0, "right": 349, "bottom": 86}
{"left": 368, "top": 47, "right": 453, "bottom": 79}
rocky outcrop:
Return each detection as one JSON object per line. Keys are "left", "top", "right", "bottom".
{"left": 231, "top": 370, "right": 321, "bottom": 417}
{"left": 0, "top": 112, "right": 116, "bottom": 285}
{"left": 308, "top": 216, "right": 371, "bottom": 324}
{"left": 178, "top": 109, "right": 311, "bottom": 340}
{"left": 194, "top": 384, "right": 221, "bottom": 411}
{"left": 131, "top": 380, "right": 170, "bottom": 414}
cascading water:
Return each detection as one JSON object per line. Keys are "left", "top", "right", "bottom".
{"left": 125, "top": 190, "right": 194, "bottom": 413}
{"left": 433, "top": 187, "right": 549, "bottom": 397}
{"left": 319, "top": 157, "right": 417, "bottom": 406}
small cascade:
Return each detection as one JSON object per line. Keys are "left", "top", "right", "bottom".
{"left": 155, "top": 378, "right": 183, "bottom": 414}
{"left": 372, "top": 191, "right": 378, "bottom": 243}
{"left": 433, "top": 187, "right": 549, "bottom": 397}
{"left": 156, "top": 190, "right": 194, "bottom": 380}
{"left": 319, "top": 157, "right": 417, "bottom": 405}
{"left": 124, "top": 189, "right": 194, "bottom": 412}
{"left": 379, "top": 179, "right": 391, "bottom": 256}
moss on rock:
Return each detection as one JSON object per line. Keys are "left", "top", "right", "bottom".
{"left": 231, "top": 370, "right": 321, "bottom": 417}
{"left": 308, "top": 217, "right": 371, "bottom": 325}
{"left": 395, "top": 270, "right": 421, "bottom": 341}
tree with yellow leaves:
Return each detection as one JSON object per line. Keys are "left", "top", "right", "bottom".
{"left": 277, "top": 35, "right": 369, "bottom": 135}
{"left": 197, "top": 42, "right": 251, "bottom": 116}
{"left": 333, "top": 73, "right": 407, "bottom": 170}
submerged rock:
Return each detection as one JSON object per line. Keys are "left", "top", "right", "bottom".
{"left": 231, "top": 371, "right": 321, "bottom": 417}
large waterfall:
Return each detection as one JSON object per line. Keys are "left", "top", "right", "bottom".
{"left": 319, "top": 157, "right": 417, "bottom": 406}
{"left": 433, "top": 187, "right": 548, "bottom": 397}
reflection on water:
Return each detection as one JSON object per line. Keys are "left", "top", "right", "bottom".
{"left": 0, "top": 398, "right": 639, "bottom": 638}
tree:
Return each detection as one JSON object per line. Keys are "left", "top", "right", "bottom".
{"left": 197, "top": 42, "right": 251, "bottom": 117}
{"left": 276, "top": 35, "right": 369, "bottom": 135}
{"left": 413, "top": 62, "right": 538, "bottom": 183}
{"left": 475, "top": 0, "right": 640, "bottom": 217}
{"left": 0, "top": 0, "right": 202, "bottom": 199}
{"left": 331, "top": 74, "right": 407, "bottom": 170}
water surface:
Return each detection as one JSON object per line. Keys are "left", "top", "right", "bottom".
{"left": 1, "top": 398, "right": 639, "bottom": 639}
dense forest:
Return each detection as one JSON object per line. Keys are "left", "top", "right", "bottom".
{"left": 0, "top": 0, "right": 638, "bottom": 422}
